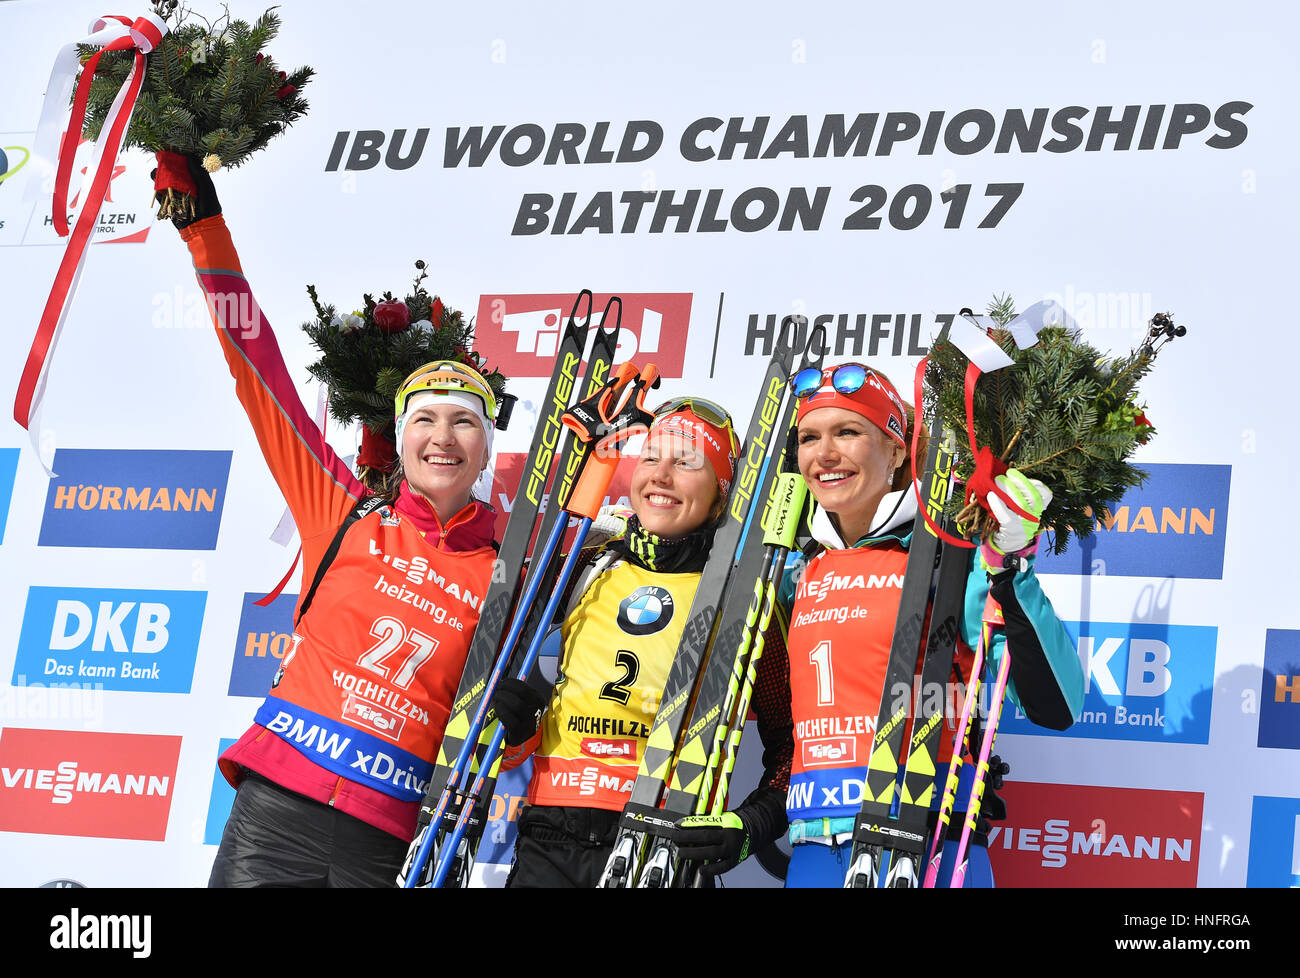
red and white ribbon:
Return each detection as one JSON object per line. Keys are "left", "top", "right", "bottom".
{"left": 16, "top": 12, "right": 168, "bottom": 470}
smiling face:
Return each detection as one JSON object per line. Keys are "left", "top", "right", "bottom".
{"left": 630, "top": 430, "right": 722, "bottom": 539}
{"left": 400, "top": 401, "right": 489, "bottom": 519}
{"left": 797, "top": 405, "right": 905, "bottom": 542}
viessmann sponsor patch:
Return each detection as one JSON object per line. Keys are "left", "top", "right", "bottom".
{"left": 0, "top": 728, "right": 181, "bottom": 840}
{"left": 986, "top": 781, "right": 1203, "bottom": 887}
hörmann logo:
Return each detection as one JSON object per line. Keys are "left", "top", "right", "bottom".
{"left": 986, "top": 781, "right": 1202, "bottom": 887}
{"left": 731, "top": 377, "right": 786, "bottom": 521}
{"left": 1036, "top": 463, "right": 1231, "bottom": 579}
{"left": 0, "top": 728, "right": 181, "bottom": 840}
{"left": 228, "top": 592, "right": 297, "bottom": 697}
{"left": 475, "top": 293, "right": 690, "bottom": 379}
{"left": 1258, "top": 629, "right": 1300, "bottom": 751}
{"left": 40, "top": 449, "right": 231, "bottom": 550}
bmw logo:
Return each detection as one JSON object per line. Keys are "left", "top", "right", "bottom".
{"left": 617, "top": 586, "right": 674, "bottom": 636}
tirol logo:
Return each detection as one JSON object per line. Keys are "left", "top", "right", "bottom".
{"left": 0, "top": 446, "right": 17, "bottom": 545}
{"left": 228, "top": 591, "right": 297, "bottom": 697}
{"left": 474, "top": 293, "right": 691, "bottom": 379}
{"left": 1246, "top": 795, "right": 1300, "bottom": 887}
{"left": 14, "top": 586, "right": 207, "bottom": 693}
{"left": 1258, "top": 629, "right": 1300, "bottom": 750}
{"left": 344, "top": 693, "right": 406, "bottom": 742}
{"left": 489, "top": 452, "right": 636, "bottom": 542}
{"left": 40, "top": 448, "right": 232, "bottom": 550}
{"left": 1000, "top": 621, "right": 1217, "bottom": 745}
{"left": 581, "top": 738, "right": 637, "bottom": 761}
{"left": 618, "top": 586, "right": 674, "bottom": 636}
{"left": 986, "top": 781, "right": 1202, "bottom": 887}
{"left": 1, "top": 133, "right": 154, "bottom": 248}
{"left": 0, "top": 727, "right": 181, "bottom": 840}
{"left": 1036, "top": 463, "right": 1231, "bottom": 579}
{"left": 802, "top": 736, "right": 855, "bottom": 767}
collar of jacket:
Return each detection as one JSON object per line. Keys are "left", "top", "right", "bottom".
{"left": 393, "top": 481, "right": 496, "bottom": 551}
{"left": 809, "top": 488, "right": 916, "bottom": 551}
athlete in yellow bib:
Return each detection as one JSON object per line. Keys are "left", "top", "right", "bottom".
{"left": 493, "top": 398, "right": 794, "bottom": 887}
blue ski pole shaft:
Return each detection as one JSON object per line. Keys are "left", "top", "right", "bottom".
{"left": 400, "top": 506, "right": 570, "bottom": 888}
{"left": 430, "top": 515, "right": 595, "bottom": 888}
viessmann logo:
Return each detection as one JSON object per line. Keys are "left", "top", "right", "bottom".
{"left": 474, "top": 293, "right": 691, "bottom": 379}
{"left": 40, "top": 448, "right": 232, "bottom": 550}
{"left": 986, "top": 781, "right": 1202, "bottom": 887}
{"left": 0, "top": 728, "right": 181, "bottom": 840}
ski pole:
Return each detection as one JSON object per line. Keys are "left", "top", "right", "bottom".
{"left": 397, "top": 290, "right": 600, "bottom": 888}
{"left": 427, "top": 362, "right": 661, "bottom": 887}
{"left": 402, "top": 361, "right": 644, "bottom": 888}
{"left": 922, "top": 621, "right": 989, "bottom": 888}
{"left": 950, "top": 616, "right": 1013, "bottom": 887}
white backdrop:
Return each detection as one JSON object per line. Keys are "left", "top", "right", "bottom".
{"left": 1, "top": 0, "right": 1297, "bottom": 888}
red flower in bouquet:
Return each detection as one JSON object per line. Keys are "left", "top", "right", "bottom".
{"left": 373, "top": 300, "right": 411, "bottom": 333}
{"left": 1134, "top": 410, "right": 1154, "bottom": 444}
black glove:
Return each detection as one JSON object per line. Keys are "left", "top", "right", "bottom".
{"left": 491, "top": 677, "right": 548, "bottom": 747}
{"left": 671, "top": 811, "right": 752, "bottom": 877}
{"left": 150, "top": 152, "right": 221, "bottom": 230}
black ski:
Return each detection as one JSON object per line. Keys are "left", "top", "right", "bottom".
{"left": 398, "top": 290, "right": 606, "bottom": 887}
{"left": 598, "top": 319, "right": 805, "bottom": 888}
{"left": 438, "top": 300, "right": 623, "bottom": 883}
{"left": 843, "top": 319, "right": 966, "bottom": 888}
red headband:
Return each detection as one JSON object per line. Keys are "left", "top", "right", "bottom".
{"left": 646, "top": 410, "right": 738, "bottom": 495}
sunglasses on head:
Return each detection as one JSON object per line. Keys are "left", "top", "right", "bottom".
{"left": 789, "top": 363, "right": 876, "bottom": 399}
{"left": 651, "top": 396, "right": 741, "bottom": 455}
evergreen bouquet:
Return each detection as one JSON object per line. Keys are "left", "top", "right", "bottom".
{"left": 924, "top": 295, "right": 1186, "bottom": 554}
{"left": 301, "top": 262, "right": 510, "bottom": 492}
{"left": 77, "top": 3, "right": 313, "bottom": 221}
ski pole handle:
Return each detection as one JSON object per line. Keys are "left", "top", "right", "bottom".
{"left": 563, "top": 363, "right": 660, "bottom": 520}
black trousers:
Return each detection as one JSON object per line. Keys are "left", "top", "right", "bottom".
{"left": 208, "top": 771, "right": 408, "bottom": 888}
{"left": 504, "top": 805, "right": 623, "bottom": 888}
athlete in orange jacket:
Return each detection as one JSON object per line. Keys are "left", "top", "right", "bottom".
{"left": 161, "top": 158, "right": 506, "bottom": 886}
